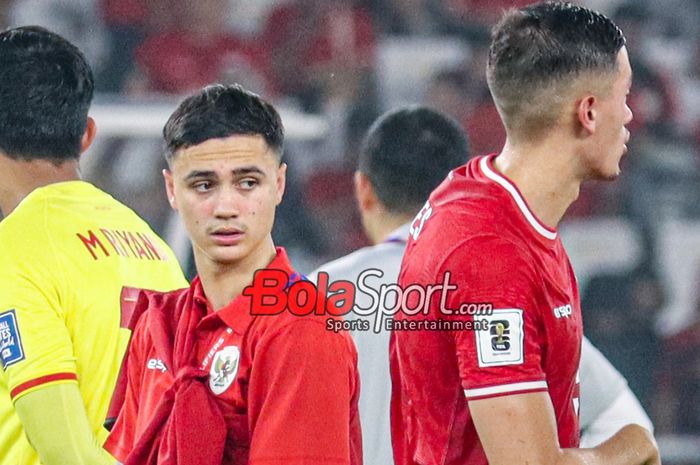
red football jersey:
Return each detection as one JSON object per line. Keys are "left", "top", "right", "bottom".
{"left": 107, "top": 248, "right": 362, "bottom": 465}
{"left": 391, "top": 155, "right": 582, "bottom": 465}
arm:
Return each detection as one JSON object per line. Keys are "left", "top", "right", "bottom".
{"left": 0, "top": 272, "right": 114, "bottom": 465}
{"left": 15, "top": 383, "right": 117, "bottom": 465}
{"left": 470, "top": 392, "right": 659, "bottom": 465}
{"left": 580, "top": 337, "right": 653, "bottom": 447}
{"left": 437, "top": 240, "right": 658, "bottom": 465}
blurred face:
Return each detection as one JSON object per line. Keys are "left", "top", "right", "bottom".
{"left": 164, "top": 135, "right": 285, "bottom": 269}
{"left": 586, "top": 46, "right": 634, "bottom": 180}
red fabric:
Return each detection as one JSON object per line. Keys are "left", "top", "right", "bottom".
{"left": 263, "top": 4, "right": 375, "bottom": 67}
{"left": 261, "top": 3, "right": 375, "bottom": 94}
{"left": 391, "top": 155, "right": 582, "bottom": 465}
{"left": 135, "top": 31, "right": 267, "bottom": 94}
{"left": 110, "top": 281, "right": 227, "bottom": 465}
{"left": 101, "top": 0, "right": 147, "bottom": 26}
{"left": 107, "top": 248, "right": 362, "bottom": 465}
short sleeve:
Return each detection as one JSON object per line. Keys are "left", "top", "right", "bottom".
{"left": 0, "top": 266, "right": 77, "bottom": 401}
{"left": 247, "top": 319, "right": 360, "bottom": 465}
{"left": 440, "top": 237, "right": 548, "bottom": 400}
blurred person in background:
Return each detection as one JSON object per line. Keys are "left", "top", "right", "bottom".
{"left": 125, "top": 0, "right": 268, "bottom": 96}
{"left": 370, "top": 0, "right": 442, "bottom": 36}
{"left": 262, "top": 0, "right": 376, "bottom": 111}
{"left": 262, "top": 0, "right": 380, "bottom": 162}
{"left": 0, "top": 26, "right": 187, "bottom": 465}
{"left": 9, "top": 0, "right": 106, "bottom": 68}
{"left": 313, "top": 105, "right": 652, "bottom": 465}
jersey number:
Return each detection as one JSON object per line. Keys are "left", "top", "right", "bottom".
{"left": 410, "top": 201, "right": 433, "bottom": 240}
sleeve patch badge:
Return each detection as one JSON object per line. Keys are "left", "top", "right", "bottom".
{"left": 0, "top": 309, "right": 25, "bottom": 369}
{"left": 476, "top": 309, "right": 524, "bottom": 367}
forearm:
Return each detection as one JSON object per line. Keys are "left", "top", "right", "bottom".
{"left": 15, "top": 382, "right": 117, "bottom": 465}
{"left": 561, "top": 424, "right": 659, "bottom": 465}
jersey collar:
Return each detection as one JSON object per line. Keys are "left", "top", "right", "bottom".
{"left": 192, "top": 247, "right": 297, "bottom": 335}
{"left": 479, "top": 155, "right": 558, "bottom": 241}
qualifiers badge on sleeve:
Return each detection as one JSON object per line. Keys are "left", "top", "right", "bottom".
{"left": 209, "top": 346, "right": 240, "bottom": 395}
{"left": 0, "top": 309, "right": 25, "bottom": 369}
{"left": 476, "top": 309, "right": 524, "bottom": 368}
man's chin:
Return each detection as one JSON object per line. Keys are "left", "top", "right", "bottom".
{"left": 590, "top": 161, "right": 622, "bottom": 182}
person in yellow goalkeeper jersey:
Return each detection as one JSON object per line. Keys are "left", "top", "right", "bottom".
{"left": 0, "top": 26, "right": 188, "bottom": 465}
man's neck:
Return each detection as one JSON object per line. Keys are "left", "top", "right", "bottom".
{"left": 195, "top": 237, "right": 277, "bottom": 311}
{"left": 494, "top": 137, "right": 583, "bottom": 229}
{"left": 0, "top": 157, "right": 81, "bottom": 216}
{"left": 370, "top": 212, "right": 413, "bottom": 245}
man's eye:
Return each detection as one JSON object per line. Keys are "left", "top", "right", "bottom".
{"left": 239, "top": 179, "right": 258, "bottom": 190}
{"left": 193, "top": 181, "right": 213, "bottom": 192}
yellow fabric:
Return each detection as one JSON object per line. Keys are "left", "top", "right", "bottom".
{"left": 15, "top": 383, "right": 116, "bottom": 465}
{"left": 0, "top": 181, "right": 188, "bottom": 465}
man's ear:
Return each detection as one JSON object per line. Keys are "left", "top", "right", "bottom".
{"left": 577, "top": 95, "right": 597, "bottom": 135}
{"left": 163, "top": 169, "right": 177, "bottom": 210}
{"left": 80, "top": 117, "right": 97, "bottom": 154}
{"left": 354, "top": 171, "right": 378, "bottom": 214}
{"left": 276, "top": 162, "right": 287, "bottom": 205}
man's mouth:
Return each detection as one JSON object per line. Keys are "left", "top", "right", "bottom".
{"left": 211, "top": 228, "right": 244, "bottom": 245}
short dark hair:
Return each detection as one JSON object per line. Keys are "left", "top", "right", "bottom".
{"left": 163, "top": 84, "right": 284, "bottom": 162}
{"left": 487, "top": 2, "right": 626, "bottom": 137}
{"left": 0, "top": 26, "right": 94, "bottom": 161}
{"left": 359, "top": 106, "right": 469, "bottom": 215}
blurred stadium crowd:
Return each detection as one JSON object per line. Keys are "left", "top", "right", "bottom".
{"left": 3, "top": 0, "right": 700, "bottom": 461}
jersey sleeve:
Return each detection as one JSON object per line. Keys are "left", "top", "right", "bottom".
{"left": 441, "top": 236, "right": 548, "bottom": 400}
{"left": 579, "top": 336, "right": 631, "bottom": 429}
{"left": 247, "top": 319, "right": 359, "bottom": 465}
{"left": 0, "top": 242, "right": 77, "bottom": 401}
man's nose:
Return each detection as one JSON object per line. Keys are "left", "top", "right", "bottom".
{"left": 213, "top": 186, "right": 240, "bottom": 218}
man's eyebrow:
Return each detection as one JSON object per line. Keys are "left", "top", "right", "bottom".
{"left": 232, "top": 166, "right": 266, "bottom": 177}
{"left": 184, "top": 170, "right": 216, "bottom": 182}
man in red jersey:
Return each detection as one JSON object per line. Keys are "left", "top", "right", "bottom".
{"left": 105, "top": 84, "right": 361, "bottom": 465}
{"left": 390, "top": 3, "right": 659, "bottom": 465}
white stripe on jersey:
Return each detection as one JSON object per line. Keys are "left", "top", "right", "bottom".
{"left": 479, "top": 156, "right": 558, "bottom": 240}
{"left": 464, "top": 380, "right": 548, "bottom": 399}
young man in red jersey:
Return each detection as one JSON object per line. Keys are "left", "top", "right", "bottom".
{"left": 390, "top": 3, "right": 659, "bottom": 465}
{"left": 106, "top": 84, "right": 361, "bottom": 465}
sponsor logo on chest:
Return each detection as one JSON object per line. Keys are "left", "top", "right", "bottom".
{"left": 146, "top": 358, "right": 167, "bottom": 373}
{"left": 553, "top": 304, "right": 573, "bottom": 319}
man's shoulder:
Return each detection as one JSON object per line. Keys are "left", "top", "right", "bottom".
{"left": 0, "top": 193, "right": 47, "bottom": 243}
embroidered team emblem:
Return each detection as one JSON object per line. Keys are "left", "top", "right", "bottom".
{"left": 0, "top": 309, "right": 25, "bottom": 369}
{"left": 209, "top": 345, "right": 240, "bottom": 395}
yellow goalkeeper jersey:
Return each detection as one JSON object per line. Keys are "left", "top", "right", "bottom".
{"left": 0, "top": 181, "right": 187, "bottom": 465}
